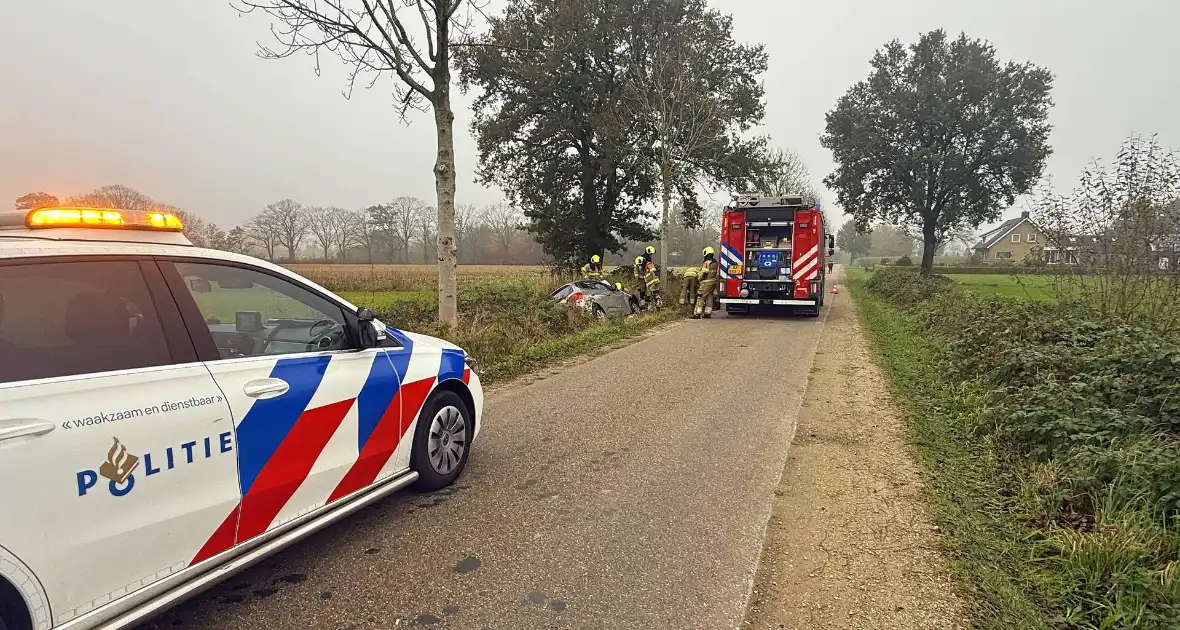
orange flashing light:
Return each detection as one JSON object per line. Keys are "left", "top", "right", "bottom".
{"left": 25, "top": 207, "right": 184, "bottom": 232}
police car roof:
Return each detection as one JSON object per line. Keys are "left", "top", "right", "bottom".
{"left": 0, "top": 209, "right": 194, "bottom": 248}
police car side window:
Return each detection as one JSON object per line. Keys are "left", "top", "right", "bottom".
{"left": 0, "top": 261, "right": 173, "bottom": 383}
{"left": 173, "top": 262, "right": 351, "bottom": 359}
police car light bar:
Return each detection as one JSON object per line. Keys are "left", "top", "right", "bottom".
{"left": 26, "top": 207, "right": 185, "bottom": 232}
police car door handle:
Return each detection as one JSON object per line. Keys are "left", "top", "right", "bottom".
{"left": 243, "top": 378, "right": 290, "bottom": 399}
{"left": 0, "top": 418, "right": 56, "bottom": 443}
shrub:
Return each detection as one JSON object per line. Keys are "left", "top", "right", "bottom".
{"left": 864, "top": 268, "right": 955, "bottom": 306}
{"left": 895, "top": 254, "right": 913, "bottom": 266}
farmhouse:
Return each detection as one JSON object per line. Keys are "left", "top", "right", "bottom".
{"left": 971, "top": 211, "right": 1049, "bottom": 264}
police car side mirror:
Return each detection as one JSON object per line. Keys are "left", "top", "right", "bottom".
{"left": 355, "top": 307, "right": 378, "bottom": 349}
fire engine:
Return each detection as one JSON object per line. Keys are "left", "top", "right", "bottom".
{"left": 717, "top": 194, "right": 835, "bottom": 316}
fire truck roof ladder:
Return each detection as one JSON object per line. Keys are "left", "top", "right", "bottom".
{"left": 731, "top": 194, "right": 808, "bottom": 208}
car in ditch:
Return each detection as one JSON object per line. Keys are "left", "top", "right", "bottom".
{"left": 0, "top": 206, "right": 483, "bottom": 630}
{"left": 551, "top": 279, "right": 638, "bottom": 317}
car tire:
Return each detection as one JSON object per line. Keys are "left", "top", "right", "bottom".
{"left": 0, "top": 579, "right": 31, "bottom": 630}
{"left": 629, "top": 300, "right": 639, "bottom": 314}
{"left": 592, "top": 304, "right": 606, "bottom": 318}
{"left": 410, "top": 391, "right": 473, "bottom": 492}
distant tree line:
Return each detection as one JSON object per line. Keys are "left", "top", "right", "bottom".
{"left": 12, "top": 184, "right": 717, "bottom": 266}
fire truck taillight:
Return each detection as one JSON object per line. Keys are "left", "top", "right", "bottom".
{"left": 809, "top": 280, "right": 820, "bottom": 296}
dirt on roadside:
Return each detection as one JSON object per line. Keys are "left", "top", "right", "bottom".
{"left": 742, "top": 285, "right": 967, "bottom": 630}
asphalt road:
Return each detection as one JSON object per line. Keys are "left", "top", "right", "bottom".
{"left": 146, "top": 302, "right": 832, "bottom": 630}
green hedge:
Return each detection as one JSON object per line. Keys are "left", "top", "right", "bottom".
{"left": 875, "top": 265, "right": 1072, "bottom": 275}
{"left": 863, "top": 268, "right": 1180, "bottom": 628}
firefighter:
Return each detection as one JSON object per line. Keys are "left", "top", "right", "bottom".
{"left": 681, "top": 265, "right": 700, "bottom": 309}
{"left": 643, "top": 245, "right": 662, "bottom": 277}
{"left": 633, "top": 255, "right": 648, "bottom": 304}
{"left": 827, "top": 260, "right": 833, "bottom": 274}
{"left": 580, "top": 254, "right": 604, "bottom": 279}
{"left": 692, "top": 246, "right": 719, "bottom": 319}
{"left": 644, "top": 261, "right": 661, "bottom": 307}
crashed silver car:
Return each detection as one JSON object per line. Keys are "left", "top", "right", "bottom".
{"left": 551, "top": 280, "right": 638, "bottom": 317}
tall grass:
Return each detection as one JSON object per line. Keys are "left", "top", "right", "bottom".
{"left": 305, "top": 267, "right": 684, "bottom": 384}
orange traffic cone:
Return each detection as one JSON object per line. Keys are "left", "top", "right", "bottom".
{"left": 831, "top": 285, "right": 839, "bottom": 294}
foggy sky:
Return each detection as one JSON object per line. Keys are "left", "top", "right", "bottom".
{"left": 2, "top": 0, "right": 1177, "bottom": 233}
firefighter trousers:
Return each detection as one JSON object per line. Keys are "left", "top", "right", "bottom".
{"left": 681, "top": 276, "right": 699, "bottom": 306}
{"left": 695, "top": 281, "right": 717, "bottom": 316}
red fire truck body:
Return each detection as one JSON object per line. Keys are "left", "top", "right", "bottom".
{"left": 717, "top": 194, "right": 834, "bottom": 315}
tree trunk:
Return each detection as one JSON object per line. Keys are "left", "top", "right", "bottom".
{"left": 659, "top": 157, "right": 671, "bottom": 286}
{"left": 920, "top": 216, "right": 937, "bottom": 276}
{"left": 433, "top": 92, "right": 459, "bottom": 329}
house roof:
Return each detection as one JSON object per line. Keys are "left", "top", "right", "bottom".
{"left": 973, "top": 215, "right": 1040, "bottom": 250}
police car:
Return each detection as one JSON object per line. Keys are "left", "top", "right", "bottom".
{"left": 0, "top": 208, "right": 483, "bottom": 630}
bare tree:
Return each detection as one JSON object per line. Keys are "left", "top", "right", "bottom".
{"left": 14, "top": 192, "right": 58, "bottom": 210}
{"left": 627, "top": 38, "right": 717, "bottom": 285}
{"left": 454, "top": 202, "right": 477, "bottom": 263}
{"left": 1034, "top": 134, "right": 1180, "bottom": 333}
{"left": 417, "top": 204, "right": 437, "bottom": 263}
{"left": 750, "top": 148, "right": 821, "bottom": 203}
{"left": 389, "top": 196, "right": 425, "bottom": 263}
{"left": 332, "top": 208, "right": 363, "bottom": 260}
{"left": 306, "top": 206, "right": 340, "bottom": 259}
{"left": 265, "top": 199, "right": 309, "bottom": 260}
{"left": 69, "top": 186, "right": 217, "bottom": 246}
{"left": 236, "top": 0, "right": 490, "bottom": 326}
{"left": 68, "top": 184, "right": 156, "bottom": 211}
{"left": 349, "top": 208, "right": 378, "bottom": 263}
{"left": 244, "top": 213, "right": 281, "bottom": 261}
{"left": 481, "top": 202, "right": 520, "bottom": 256}
{"left": 168, "top": 208, "right": 208, "bottom": 246}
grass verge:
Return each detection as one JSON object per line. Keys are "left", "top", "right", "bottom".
{"left": 848, "top": 268, "right": 1180, "bottom": 629}
{"left": 473, "top": 309, "right": 681, "bottom": 384}
{"left": 847, "top": 272, "right": 1050, "bottom": 628}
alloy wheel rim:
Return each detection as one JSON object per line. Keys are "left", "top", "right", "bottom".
{"left": 428, "top": 405, "right": 467, "bottom": 475}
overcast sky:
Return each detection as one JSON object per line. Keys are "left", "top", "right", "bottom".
{"left": 2, "top": 0, "right": 1177, "bottom": 233}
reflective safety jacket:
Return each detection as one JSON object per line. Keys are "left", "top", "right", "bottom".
{"left": 698, "top": 260, "right": 719, "bottom": 289}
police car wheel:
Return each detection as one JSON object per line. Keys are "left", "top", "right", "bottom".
{"left": 411, "top": 391, "right": 472, "bottom": 491}
{"left": 0, "top": 579, "right": 31, "bottom": 630}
